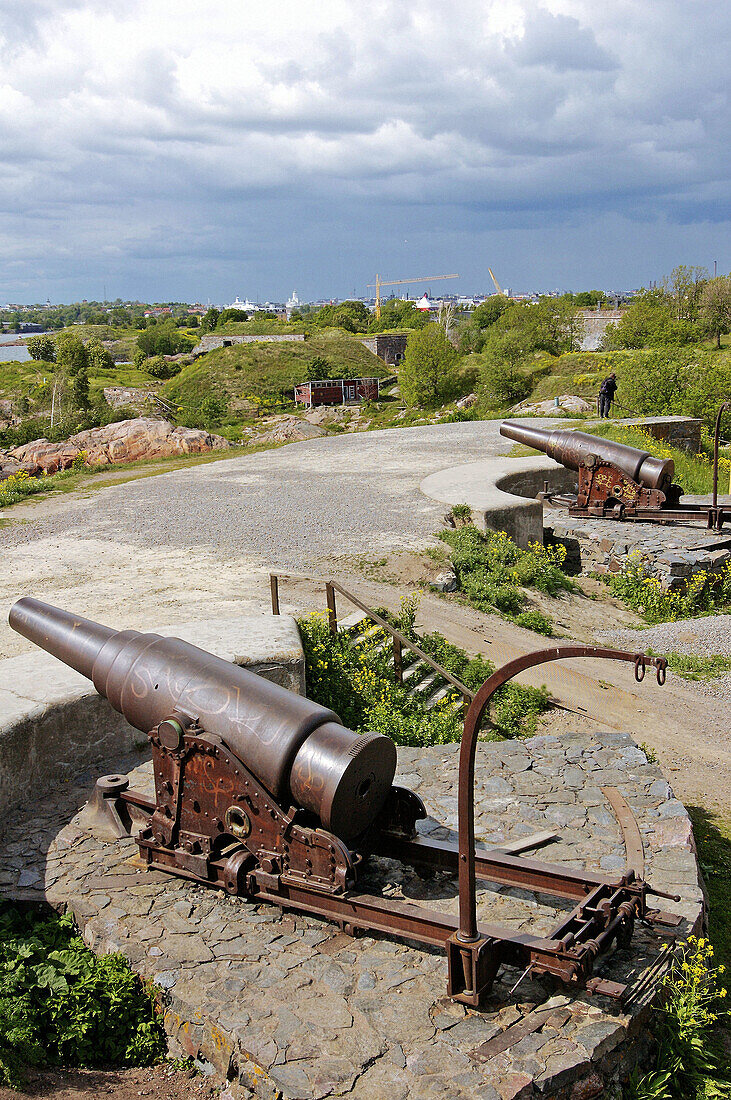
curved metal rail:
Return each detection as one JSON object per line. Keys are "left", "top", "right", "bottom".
{"left": 456, "top": 646, "right": 668, "bottom": 944}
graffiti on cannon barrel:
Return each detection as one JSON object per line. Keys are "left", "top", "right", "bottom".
{"left": 9, "top": 596, "right": 684, "bottom": 1008}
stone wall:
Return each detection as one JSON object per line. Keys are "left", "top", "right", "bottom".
{"left": 192, "top": 334, "right": 306, "bottom": 357}
{"left": 578, "top": 310, "right": 623, "bottom": 351}
{"left": 547, "top": 509, "right": 731, "bottom": 586}
{"left": 637, "top": 416, "right": 703, "bottom": 455}
{"left": 359, "top": 333, "right": 408, "bottom": 366}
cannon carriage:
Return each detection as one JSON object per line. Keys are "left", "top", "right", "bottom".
{"left": 10, "top": 597, "right": 683, "bottom": 1007}
{"left": 500, "top": 421, "right": 727, "bottom": 529}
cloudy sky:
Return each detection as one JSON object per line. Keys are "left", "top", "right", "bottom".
{"left": 0, "top": 0, "right": 728, "bottom": 303}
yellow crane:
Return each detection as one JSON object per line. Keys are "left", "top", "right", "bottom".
{"left": 487, "top": 268, "right": 504, "bottom": 296}
{"left": 367, "top": 273, "right": 459, "bottom": 319}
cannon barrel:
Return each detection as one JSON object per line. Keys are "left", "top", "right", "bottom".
{"left": 9, "top": 598, "right": 396, "bottom": 840}
{"left": 499, "top": 422, "right": 674, "bottom": 491}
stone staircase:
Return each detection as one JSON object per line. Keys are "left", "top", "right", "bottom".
{"left": 340, "top": 613, "right": 466, "bottom": 717}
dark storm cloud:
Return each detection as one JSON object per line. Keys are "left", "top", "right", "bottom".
{"left": 0, "top": 0, "right": 728, "bottom": 300}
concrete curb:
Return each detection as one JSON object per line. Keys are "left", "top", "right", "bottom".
{"left": 420, "top": 455, "right": 576, "bottom": 547}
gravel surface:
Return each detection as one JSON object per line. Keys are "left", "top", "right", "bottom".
{"left": 602, "top": 616, "right": 731, "bottom": 657}
{"left": 0, "top": 421, "right": 546, "bottom": 569}
{"left": 601, "top": 616, "right": 731, "bottom": 709}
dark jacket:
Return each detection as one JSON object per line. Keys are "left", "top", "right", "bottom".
{"left": 600, "top": 376, "right": 617, "bottom": 399}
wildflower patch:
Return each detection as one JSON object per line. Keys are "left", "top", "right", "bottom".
{"left": 438, "top": 524, "right": 575, "bottom": 635}
{"left": 298, "top": 600, "right": 550, "bottom": 745}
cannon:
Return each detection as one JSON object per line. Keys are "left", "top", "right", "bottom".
{"left": 500, "top": 421, "right": 727, "bottom": 529}
{"left": 10, "top": 597, "right": 683, "bottom": 1006}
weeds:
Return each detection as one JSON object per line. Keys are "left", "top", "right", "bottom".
{"left": 297, "top": 597, "right": 549, "bottom": 745}
{"left": 0, "top": 903, "right": 165, "bottom": 1088}
{"left": 626, "top": 938, "right": 730, "bottom": 1100}
{"left": 0, "top": 453, "right": 95, "bottom": 508}
{"left": 609, "top": 556, "right": 731, "bottom": 623}
{"left": 438, "top": 525, "right": 575, "bottom": 634}
{"left": 646, "top": 650, "right": 731, "bottom": 681}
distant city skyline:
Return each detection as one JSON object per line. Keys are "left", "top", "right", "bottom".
{"left": 1, "top": 2, "right": 728, "bottom": 303}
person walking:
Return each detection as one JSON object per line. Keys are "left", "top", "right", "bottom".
{"left": 598, "top": 372, "right": 617, "bottom": 418}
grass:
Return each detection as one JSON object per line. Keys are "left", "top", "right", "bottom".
{"left": 647, "top": 651, "right": 731, "bottom": 681}
{"left": 689, "top": 809, "right": 731, "bottom": 992}
{"left": 162, "top": 329, "right": 387, "bottom": 408}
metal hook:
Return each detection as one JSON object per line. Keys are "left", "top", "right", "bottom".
{"left": 656, "top": 663, "right": 666, "bottom": 686}
{"left": 634, "top": 657, "right": 645, "bottom": 682}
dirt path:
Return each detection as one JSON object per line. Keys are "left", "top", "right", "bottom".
{"left": 276, "top": 568, "right": 729, "bottom": 819}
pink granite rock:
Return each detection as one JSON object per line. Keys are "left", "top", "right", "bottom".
{"left": 5, "top": 417, "right": 229, "bottom": 475}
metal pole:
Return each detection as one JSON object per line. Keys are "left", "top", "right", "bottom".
{"left": 270, "top": 574, "right": 280, "bottom": 615}
{"left": 326, "top": 583, "right": 338, "bottom": 636}
{"left": 712, "top": 402, "right": 730, "bottom": 523}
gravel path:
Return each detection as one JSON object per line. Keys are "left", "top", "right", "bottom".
{"left": 601, "top": 616, "right": 731, "bottom": 710}
{"left": 0, "top": 421, "right": 534, "bottom": 568}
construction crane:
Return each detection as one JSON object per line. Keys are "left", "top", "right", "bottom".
{"left": 367, "top": 273, "right": 459, "bottom": 319}
{"left": 487, "top": 268, "right": 504, "bottom": 296}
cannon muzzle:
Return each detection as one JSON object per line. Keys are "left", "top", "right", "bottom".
{"left": 9, "top": 597, "right": 396, "bottom": 840}
{"left": 500, "top": 422, "right": 674, "bottom": 491}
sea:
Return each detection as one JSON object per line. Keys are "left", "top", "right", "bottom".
{"left": 0, "top": 335, "right": 32, "bottom": 362}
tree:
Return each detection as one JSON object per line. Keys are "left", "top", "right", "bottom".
{"left": 311, "top": 300, "right": 370, "bottom": 332}
{"left": 218, "top": 308, "right": 249, "bottom": 325}
{"left": 71, "top": 368, "right": 91, "bottom": 410}
{"left": 399, "top": 323, "right": 459, "bottom": 408}
{"left": 699, "top": 275, "right": 731, "bottom": 349}
{"left": 85, "top": 337, "right": 114, "bottom": 372}
{"left": 458, "top": 296, "right": 510, "bottom": 352}
{"left": 137, "top": 321, "right": 185, "bottom": 357}
{"left": 55, "top": 332, "right": 89, "bottom": 376}
{"left": 665, "top": 264, "right": 708, "bottom": 321}
{"left": 600, "top": 289, "right": 703, "bottom": 349}
{"left": 26, "top": 335, "right": 56, "bottom": 362}
{"left": 368, "top": 298, "right": 430, "bottom": 333}
{"left": 200, "top": 307, "right": 220, "bottom": 333}
{"left": 479, "top": 329, "right": 534, "bottom": 407}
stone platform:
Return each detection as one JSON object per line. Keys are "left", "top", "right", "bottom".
{"left": 546, "top": 506, "right": 731, "bottom": 588}
{"left": 1, "top": 731, "right": 704, "bottom": 1100}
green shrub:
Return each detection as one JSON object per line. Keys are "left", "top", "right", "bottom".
{"left": 609, "top": 556, "right": 731, "bottom": 623}
{"left": 146, "top": 356, "right": 181, "bottom": 379}
{"left": 0, "top": 903, "right": 165, "bottom": 1087}
{"left": 438, "top": 525, "right": 575, "bottom": 633}
{"left": 297, "top": 605, "right": 549, "bottom": 745}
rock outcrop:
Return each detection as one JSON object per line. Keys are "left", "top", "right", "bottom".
{"left": 242, "top": 415, "right": 327, "bottom": 445}
{"left": 4, "top": 418, "right": 229, "bottom": 476}
{"left": 513, "top": 394, "right": 593, "bottom": 415}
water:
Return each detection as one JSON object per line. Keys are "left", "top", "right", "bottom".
{"left": 0, "top": 336, "right": 31, "bottom": 362}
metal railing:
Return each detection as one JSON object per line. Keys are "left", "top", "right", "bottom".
{"left": 269, "top": 573, "right": 474, "bottom": 706}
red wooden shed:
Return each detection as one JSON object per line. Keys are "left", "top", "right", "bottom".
{"left": 294, "top": 378, "right": 380, "bottom": 408}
